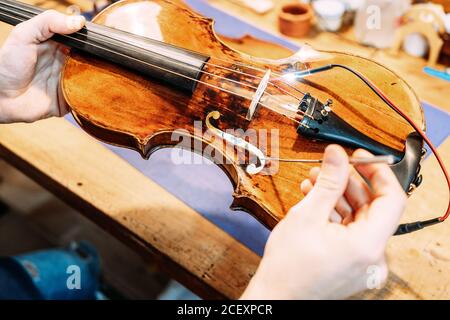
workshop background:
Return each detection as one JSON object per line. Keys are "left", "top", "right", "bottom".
{"left": 0, "top": 0, "right": 449, "bottom": 299}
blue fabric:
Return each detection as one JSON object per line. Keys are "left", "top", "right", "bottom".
{"left": 422, "top": 103, "right": 450, "bottom": 157}
{"left": 106, "top": 146, "right": 271, "bottom": 256}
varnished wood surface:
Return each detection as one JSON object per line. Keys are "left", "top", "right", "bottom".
{"left": 0, "top": 0, "right": 448, "bottom": 299}
{"left": 209, "top": 0, "right": 450, "bottom": 113}
{"left": 63, "top": 0, "right": 424, "bottom": 228}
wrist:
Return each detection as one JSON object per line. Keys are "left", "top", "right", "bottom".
{"left": 240, "top": 274, "right": 273, "bottom": 300}
{"left": 240, "top": 269, "right": 298, "bottom": 300}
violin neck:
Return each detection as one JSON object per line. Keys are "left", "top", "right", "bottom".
{"left": 0, "top": 0, "right": 209, "bottom": 93}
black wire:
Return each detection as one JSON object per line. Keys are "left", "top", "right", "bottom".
{"left": 307, "top": 64, "right": 444, "bottom": 235}
{"left": 328, "top": 64, "right": 405, "bottom": 118}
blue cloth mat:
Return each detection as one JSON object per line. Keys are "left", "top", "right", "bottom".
{"left": 422, "top": 102, "right": 450, "bottom": 156}
{"left": 107, "top": 146, "right": 271, "bottom": 256}
{"left": 69, "top": 0, "right": 450, "bottom": 257}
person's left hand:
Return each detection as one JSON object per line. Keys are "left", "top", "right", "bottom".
{"left": 0, "top": 10, "right": 85, "bottom": 123}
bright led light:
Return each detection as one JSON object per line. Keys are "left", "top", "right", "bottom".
{"left": 281, "top": 71, "right": 311, "bottom": 82}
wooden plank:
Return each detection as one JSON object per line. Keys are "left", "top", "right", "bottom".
{"left": 384, "top": 137, "right": 450, "bottom": 299}
{"left": 1, "top": 118, "right": 448, "bottom": 299}
{"left": 0, "top": 118, "right": 260, "bottom": 299}
{"left": 0, "top": 159, "right": 175, "bottom": 298}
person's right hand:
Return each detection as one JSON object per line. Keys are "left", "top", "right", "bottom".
{"left": 241, "top": 145, "right": 407, "bottom": 300}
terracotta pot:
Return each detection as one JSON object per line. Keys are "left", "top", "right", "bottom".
{"left": 278, "top": 3, "right": 313, "bottom": 38}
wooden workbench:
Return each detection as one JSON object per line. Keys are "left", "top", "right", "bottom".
{"left": 0, "top": 0, "right": 449, "bottom": 299}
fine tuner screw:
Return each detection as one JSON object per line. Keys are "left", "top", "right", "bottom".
{"left": 321, "top": 99, "right": 333, "bottom": 117}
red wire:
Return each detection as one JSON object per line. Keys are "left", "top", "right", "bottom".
{"left": 368, "top": 79, "right": 450, "bottom": 221}
{"left": 309, "top": 63, "right": 449, "bottom": 228}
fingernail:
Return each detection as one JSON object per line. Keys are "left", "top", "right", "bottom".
{"left": 67, "top": 15, "right": 85, "bottom": 30}
{"left": 323, "top": 145, "right": 347, "bottom": 166}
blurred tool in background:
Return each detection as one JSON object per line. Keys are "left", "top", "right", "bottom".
{"left": 0, "top": 242, "right": 102, "bottom": 300}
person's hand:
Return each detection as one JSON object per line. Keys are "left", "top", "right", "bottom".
{"left": 0, "top": 10, "right": 85, "bottom": 123}
{"left": 241, "top": 145, "right": 407, "bottom": 299}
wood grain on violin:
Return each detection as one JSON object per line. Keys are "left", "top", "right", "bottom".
{"left": 33, "top": 0, "right": 421, "bottom": 228}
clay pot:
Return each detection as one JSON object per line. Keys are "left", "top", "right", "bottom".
{"left": 278, "top": 3, "right": 313, "bottom": 38}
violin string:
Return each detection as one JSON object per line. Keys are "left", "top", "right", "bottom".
{"left": 271, "top": 77, "right": 310, "bottom": 101}
{"left": 72, "top": 24, "right": 308, "bottom": 114}
{"left": 0, "top": 2, "right": 306, "bottom": 119}
{"left": 0, "top": 9, "right": 303, "bottom": 123}
{"left": 69, "top": 19, "right": 412, "bottom": 125}
{"left": 59, "top": 20, "right": 304, "bottom": 114}
{"left": 1, "top": 1, "right": 413, "bottom": 130}
{"left": 193, "top": 56, "right": 308, "bottom": 96}
{"left": 0, "top": 0, "right": 308, "bottom": 113}
{"left": 2, "top": 1, "right": 412, "bottom": 126}
{"left": 202, "top": 51, "right": 408, "bottom": 124}
{"left": 205, "top": 55, "right": 308, "bottom": 96}
{"left": 71, "top": 14, "right": 409, "bottom": 125}
{"left": 74, "top": 21, "right": 310, "bottom": 101}
{"left": 1, "top": 0, "right": 291, "bottom": 79}
{"left": 1, "top": 0, "right": 412, "bottom": 126}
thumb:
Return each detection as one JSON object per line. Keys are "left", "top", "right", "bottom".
{"left": 305, "top": 145, "right": 350, "bottom": 220}
{"left": 15, "top": 10, "right": 85, "bottom": 44}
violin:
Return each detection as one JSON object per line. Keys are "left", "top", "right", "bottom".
{"left": 1, "top": 0, "right": 448, "bottom": 234}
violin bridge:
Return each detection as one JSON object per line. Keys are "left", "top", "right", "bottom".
{"left": 246, "top": 69, "right": 271, "bottom": 121}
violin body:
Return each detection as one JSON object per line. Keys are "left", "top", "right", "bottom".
{"left": 60, "top": 0, "right": 424, "bottom": 228}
